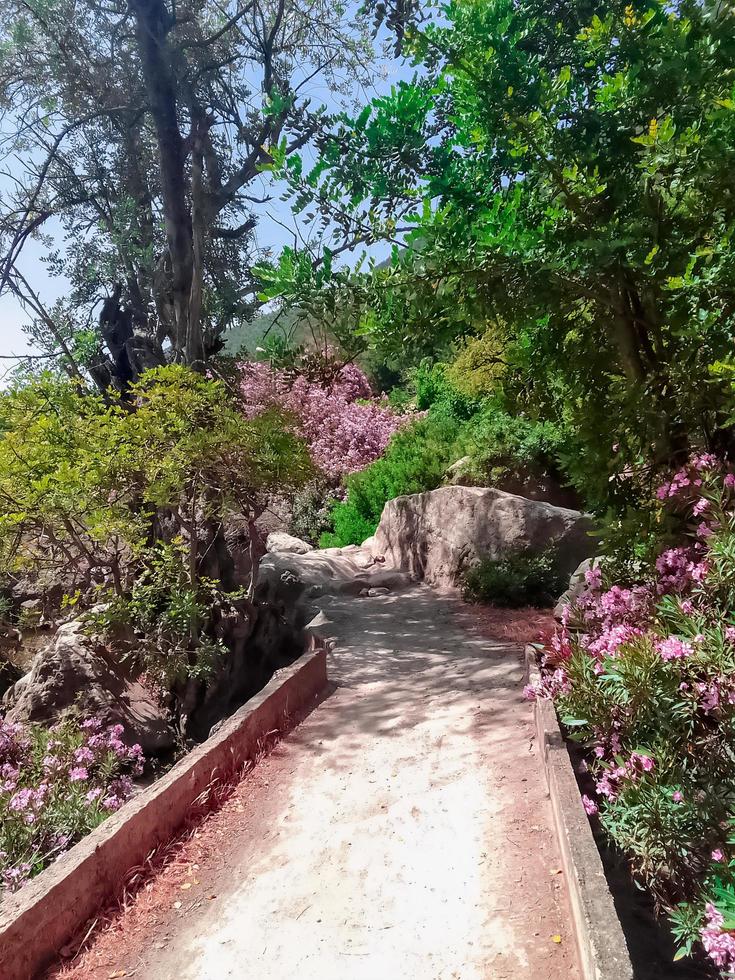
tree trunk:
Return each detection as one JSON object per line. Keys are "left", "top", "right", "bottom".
{"left": 131, "top": 0, "right": 203, "bottom": 367}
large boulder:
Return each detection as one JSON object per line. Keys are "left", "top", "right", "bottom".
{"left": 266, "top": 531, "right": 314, "bottom": 555}
{"left": 257, "top": 546, "right": 410, "bottom": 601}
{"left": 369, "top": 486, "right": 594, "bottom": 589}
{"left": 2, "top": 619, "right": 174, "bottom": 754}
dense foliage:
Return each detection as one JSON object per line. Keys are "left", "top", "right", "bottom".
{"left": 323, "top": 363, "right": 568, "bottom": 546}
{"left": 265, "top": 0, "right": 735, "bottom": 512}
{"left": 0, "top": 366, "right": 312, "bottom": 693}
{"left": 462, "top": 549, "right": 567, "bottom": 608}
{"left": 528, "top": 457, "right": 735, "bottom": 970}
{"left": 0, "top": 715, "right": 143, "bottom": 893}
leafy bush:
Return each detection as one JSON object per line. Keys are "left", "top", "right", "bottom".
{"left": 0, "top": 715, "right": 143, "bottom": 893}
{"left": 462, "top": 549, "right": 567, "bottom": 608}
{"left": 320, "top": 410, "right": 461, "bottom": 546}
{"left": 0, "top": 366, "right": 312, "bottom": 598}
{"left": 323, "top": 372, "right": 570, "bottom": 547}
{"left": 288, "top": 480, "right": 341, "bottom": 546}
{"left": 528, "top": 455, "right": 735, "bottom": 973}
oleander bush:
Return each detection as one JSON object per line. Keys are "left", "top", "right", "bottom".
{"left": 528, "top": 456, "right": 735, "bottom": 972}
{"left": 0, "top": 715, "right": 143, "bottom": 894}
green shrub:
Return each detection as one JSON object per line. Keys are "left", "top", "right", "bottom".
{"left": 323, "top": 410, "right": 461, "bottom": 545}
{"left": 462, "top": 548, "right": 567, "bottom": 607}
{"left": 324, "top": 383, "right": 571, "bottom": 547}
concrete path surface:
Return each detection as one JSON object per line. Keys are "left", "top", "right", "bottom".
{"left": 60, "top": 587, "right": 580, "bottom": 979}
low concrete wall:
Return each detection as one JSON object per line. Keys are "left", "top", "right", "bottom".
{"left": 525, "top": 645, "right": 633, "bottom": 980}
{"left": 0, "top": 641, "right": 329, "bottom": 980}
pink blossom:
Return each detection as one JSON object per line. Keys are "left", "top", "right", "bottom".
{"left": 712, "top": 849, "right": 724, "bottom": 862}
{"left": 673, "top": 790, "right": 684, "bottom": 803}
{"left": 68, "top": 767, "right": 88, "bottom": 782}
{"left": 696, "top": 681, "right": 721, "bottom": 713}
{"left": 701, "top": 902, "right": 735, "bottom": 969}
{"left": 629, "top": 752, "right": 654, "bottom": 773}
{"left": 657, "top": 636, "right": 694, "bottom": 661}
{"left": 239, "top": 361, "right": 411, "bottom": 480}
{"left": 725, "top": 626, "right": 735, "bottom": 644}
{"left": 584, "top": 565, "right": 602, "bottom": 590}
{"left": 692, "top": 497, "right": 710, "bottom": 516}
{"left": 581, "top": 795, "right": 599, "bottom": 815}
{"left": 680, "top": 599, "right": 695, "bottom": 615}
{"left": 725, "top": 473, "right": 735, "bottom": 489}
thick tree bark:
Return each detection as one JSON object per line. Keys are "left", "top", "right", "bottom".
{"left": 131, "top": 0, "right": 201, "bottom": 365}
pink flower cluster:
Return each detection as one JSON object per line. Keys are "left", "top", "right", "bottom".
{"left": 655, "top": 547, "right": 709, "bottom": 595}
{"left": 701, "top": 903, "right": 735, "bottom": 970}
{"left": 0, "top": 715, "right": 144, "bottom": 892}
{"left": 239, "top": 361, "right": 410, "bottom": 481}
{"left": 594, "top": 751, "right": 655, "bottom": 801}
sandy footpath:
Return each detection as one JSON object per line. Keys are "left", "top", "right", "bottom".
{"left": 51, "top": 587, "right": 579, "bottom": 980}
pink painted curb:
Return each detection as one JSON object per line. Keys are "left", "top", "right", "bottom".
{"left": 0, "top": 640, "right": 329, "bottom": 980}
{"left": 525, "top": 644, "right": 633, "bottom": 980}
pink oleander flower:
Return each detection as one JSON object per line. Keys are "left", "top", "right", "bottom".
{"left": 691, "top": 561, "right": 710, "bottom": 582}
{"left": 725, "top": 473, "right": 735, "bottom": 489}
{"left": 712, "top": 849, "right": 724, "bottom": 862}
{"left": 588, "top": 624, "right": 643, "bottom": 659}
{"left": 726, "top": 626, "right": 735, "bottom": 644}
{"left": 629, "top": 752, "right": 654, "bottom": 773}
{"left": 68, "top": 767, "right": 88, "bottom": 782}
{"left": 673, "top": 790, "right": 684, "bottom": 803}
{"left": 680, "top": 599, "right": 695, "bottom": 615}
{"left": 696, "top": 681, "right": 721, "bottom": 713}
{"left": 657, "top": 636, "right": 694, "bottom": 661}
{"left": 692, "top": 453, "right": 719, "bottom": 471}
{"left": 581, "top": 795, "right": 599, "bottom": 816}
{"left": 584, "top": 565, "right": 602, "bottom": 590}
{"left": 697, "top": 522, "right": 715, "bottom": 539}
{"left": 701, "top": 902, "right": 735, "bottom": 970}
{"left": 692, "top": 497, "right": 710, "bottom": 516}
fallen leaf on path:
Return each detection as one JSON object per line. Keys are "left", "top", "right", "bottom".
{"left": 180, "top": 882, "right": 192, "bottom": 890}
{"left": 551, "top": 935, "right": 562, "bottom": 944}
{"left": 549, "top": 868, "right": 562, "bottom": 875}
{"left": 173, "top": 901, "right": 182, "bottom": 909}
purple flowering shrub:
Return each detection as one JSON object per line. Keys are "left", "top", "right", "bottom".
{"left": 527, "top": 455, "right": 735, "bottom": 970}
{"left": 238, "top": 360, "right": 409, "bottom": 481}
{"left": 0, "top": 715, "right": 143, "bottom": 894}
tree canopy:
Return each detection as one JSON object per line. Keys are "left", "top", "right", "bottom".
{"left": 0, "top": 0, "right": 375, "bottom": 386}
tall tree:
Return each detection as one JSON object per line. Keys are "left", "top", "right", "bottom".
{"left": 0, "top": 0, "right": 374, "bottom": 386}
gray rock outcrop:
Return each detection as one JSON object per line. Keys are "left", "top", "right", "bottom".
{"left": 266, "top": 532, "right": 314, "bottom": 555}
{"left": 369, "top": 486, "right": 593, "bottom": 589}
{"left": 2, "top": 619, "right": 174, "bottom": 753}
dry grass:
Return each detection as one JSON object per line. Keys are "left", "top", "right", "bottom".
{"left": 458, "top": 601, "right": 556, "bottom": 645}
